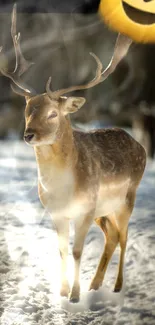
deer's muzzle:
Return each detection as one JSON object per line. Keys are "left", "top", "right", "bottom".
{"left": 24, "top": 131, "right": 34, "bottom": 143}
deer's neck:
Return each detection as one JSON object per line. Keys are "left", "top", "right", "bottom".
{"left": 34, "top": 119, "right": 76, "bottom": 171}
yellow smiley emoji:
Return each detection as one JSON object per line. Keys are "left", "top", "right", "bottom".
{"left": 99, "top": 0, "right": 155, "bottom": 43}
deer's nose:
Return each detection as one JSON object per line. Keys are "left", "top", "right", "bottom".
{"left": 24, "top": 134, "right": 34, "bottom": 142}
{"left": 24, "top": 127, "right": 35, "bottom": 142}
{"left": 24, "top": 133, "right": 34, "bottom": 143}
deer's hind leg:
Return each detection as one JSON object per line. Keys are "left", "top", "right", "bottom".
{"left": 89, "top": 189, "right": 136, "bottom": 292}
{"left": 114, "top": 190, "right": 136, "bottom": 292}
{"left": 89, "top": 216, "right": 119, "bottom": 291}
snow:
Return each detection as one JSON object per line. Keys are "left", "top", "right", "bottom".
{"left": 0, "top": 140, "right": 155, "bottom": 324}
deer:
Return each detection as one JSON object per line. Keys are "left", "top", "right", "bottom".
{"left": 0, "top": 5, "right": 146, "bottom": 303}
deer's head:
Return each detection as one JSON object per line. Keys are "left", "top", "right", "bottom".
{"left": 0, "top": 4, "right": 132, "bottom": 146}
{"left": 24, "top": 94, "right": 85, "bottom": 145}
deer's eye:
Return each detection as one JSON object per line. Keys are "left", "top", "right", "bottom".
{"left": 48, "top": 111, "right": 57, "bottom": 119}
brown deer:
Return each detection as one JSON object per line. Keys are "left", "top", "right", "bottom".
{"left": 0, "top": 5, "right": 146, "bottom": 303}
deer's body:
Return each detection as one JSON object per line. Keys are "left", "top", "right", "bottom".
{"left": 33, "top": 110, "right": 145, "bottom": 301}
{"left": 1, "top": 5, "right": 146, "bottom": 302}
{"left": 37, "top": 124, "right": 145, "bottom": 220}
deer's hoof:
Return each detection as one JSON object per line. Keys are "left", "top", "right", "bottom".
{"left": 113, "top": 286, "right": 121, "bottom": 293}
{"left": 89, "top": 280, "right": 102, "bottom": 291}
{"left": 114, "top": 279, "right": 123, "bottom": 293}
{"left": 69, "top": 285, "right": 80, "bottom": 303}
{"left": 60, "top": 283, "right": 70, "bottom": 298}
{"left": 69, "top": 296, "right": 79, "bottom": 303}
{"left": 60, "top": 290, "right": 69, "bottom": 298}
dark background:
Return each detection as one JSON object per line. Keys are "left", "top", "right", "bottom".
{"left": 0, "top": 0, "right": 100, "bottom": 13}
{"left": 0, "top": 0, "right": 155, "bottom": 157}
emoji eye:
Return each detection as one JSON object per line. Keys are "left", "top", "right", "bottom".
{"left": 48, "top": 111, "right": 57, "bottom": 119}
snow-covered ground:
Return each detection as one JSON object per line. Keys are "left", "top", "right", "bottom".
{"left": 0, "top": 139, "right": 155, "bottom": 325}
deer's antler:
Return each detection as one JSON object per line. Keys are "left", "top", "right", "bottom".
{"left": 0, "top": 4, "right": 35, "bottom": 97}
{"left": 46, "top": 33, "right": 132, "bottom": 100}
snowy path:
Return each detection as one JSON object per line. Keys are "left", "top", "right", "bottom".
{"left": 0, "top": 140, "right": 155, "bottom": 325}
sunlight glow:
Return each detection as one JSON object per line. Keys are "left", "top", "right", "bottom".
{"left": 5, "top": 222, "right": 75, "bottom": 303}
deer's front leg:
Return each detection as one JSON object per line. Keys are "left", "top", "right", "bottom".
{"left": 54, "top": 218, "right": 70, "bottom": 297}
{"left": 70, "top": 215, "right": 93, "bottom": 303}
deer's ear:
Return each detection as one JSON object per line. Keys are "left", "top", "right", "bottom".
{"left": 63, "top": 97, "right": 86, "bottom": 115}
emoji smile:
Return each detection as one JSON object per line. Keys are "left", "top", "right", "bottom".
{"left": 123, "top": 1, "right": 155, "bottom": 25}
